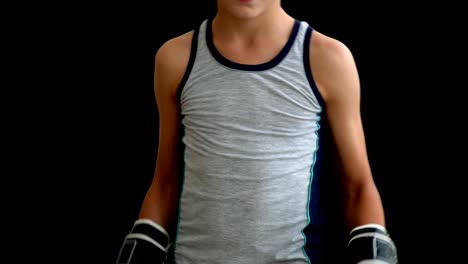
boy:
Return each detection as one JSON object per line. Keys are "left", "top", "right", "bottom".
{"left": 117, "top": 1, "right": 398, "bottom": 263}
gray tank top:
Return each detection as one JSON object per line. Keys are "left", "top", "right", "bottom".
{"left": 172, "top": 18, "right": 326, "bottom": 264}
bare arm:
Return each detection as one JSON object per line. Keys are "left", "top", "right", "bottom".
{"left": 310, "top": 32, "right": 385, "bottom": 232}
{"left": 139, "top": 31, "right": 193, "bottom": 237}
{"left": 115, "top": 32, "right": 194, "bottom": 264}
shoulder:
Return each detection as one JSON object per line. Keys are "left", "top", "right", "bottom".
{"left": 154, "top": 30, "right": 196, "bottom": 95}
{"left": 308, "top": 30, "right": 359, "bottom": 102}
{"left": 156, "top": 30, "right": 194, "bottom": 64}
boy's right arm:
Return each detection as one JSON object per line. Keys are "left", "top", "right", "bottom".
{"left": 117, "top": 31, "right": 194, "bottom": 264}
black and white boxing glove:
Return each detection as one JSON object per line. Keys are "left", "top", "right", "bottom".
{"left": 347, "top": 224, "right": 398, "bottom": 264}
{"left": 117, "top": 219, "right": 171, "bottom": 264}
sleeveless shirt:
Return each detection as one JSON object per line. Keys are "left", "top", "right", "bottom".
{"left": 172, "top": 18, "right": 326, "bottom": 264}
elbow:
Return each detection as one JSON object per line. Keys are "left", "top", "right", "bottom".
{"left": 343, "top": 173, "right": 377, "bottom": 198}
{"left": 151, "top": 167, "right": 182, "bottom": 194}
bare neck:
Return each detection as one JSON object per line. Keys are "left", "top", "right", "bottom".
{"left": 212, "top": 6, "right": 293, "bottom": 42}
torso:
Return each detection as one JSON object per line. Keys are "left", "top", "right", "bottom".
{"left": 167, "top": 23, "right": 336, "bottom": 105}
{"left": 160, "top": 17, "right": 343, "bottom": 264}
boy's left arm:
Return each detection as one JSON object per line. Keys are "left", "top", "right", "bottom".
{"left": 310, "top": 34, "right": 398, "bottom": 264}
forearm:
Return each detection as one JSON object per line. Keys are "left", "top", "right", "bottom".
{"left": 344, "top": 181, "right": 386, "bottom": 232}
{"left": 116, "top": 180, "right": 179, "bottom": 264}
{"left": 139, "top": 179, "right": 181, "bottom": 238}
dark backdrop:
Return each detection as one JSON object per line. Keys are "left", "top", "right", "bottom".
{"left": 37, "top": 1, "right": 462, "bottom": 263}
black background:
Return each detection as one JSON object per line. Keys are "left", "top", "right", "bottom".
{"left": 19, "top": 1, "right": 464, "bottom": 263}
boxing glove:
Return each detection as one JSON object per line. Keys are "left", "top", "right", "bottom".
{"left": 347, "top": 224, "right": 398, "bottom": 264}
{"left": 117, "top": 219, "right": 171, "bottom": 264}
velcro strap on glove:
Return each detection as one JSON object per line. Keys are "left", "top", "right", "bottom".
{"left": 347, "top": 224, "right": 398, "bottom": 264}
{"left": 117, "top": 219, "right": 171, "bottom": 264}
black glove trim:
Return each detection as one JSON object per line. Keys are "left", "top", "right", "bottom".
{"left": 348, "top": 232, "right": 395, "bottom": 248}
{"left": 347, "top": 224, "right": 398, "bottom": 264}
{"left": 116, "top": 219, "right": 170, "bottom": 264}
{"left": 125, "top": 233, "right": 168, "bottom": 253}
{"left": 133, "top": 219, "right": 169, "bottom": 238}
{"left": 131, "top": 220, "right": 170, "bottom": 249}
{"left": 349, "top": 224, "right": 388, "bottom": 238}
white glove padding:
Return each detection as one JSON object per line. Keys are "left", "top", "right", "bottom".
{"left": 347, "top": 224, "right": 398, "bottom": 264}
{"left": 117, "top": 219, "right": 171, "bottom": 264}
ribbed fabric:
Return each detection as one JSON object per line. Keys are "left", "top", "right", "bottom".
{"left": 173, "top": 18, "right": 325, "bottom": 264}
